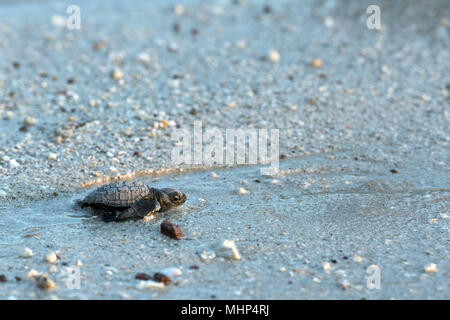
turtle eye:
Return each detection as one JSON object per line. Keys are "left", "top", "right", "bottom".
{"left": 172, "top": 195, "right": 180, "bottom": 202}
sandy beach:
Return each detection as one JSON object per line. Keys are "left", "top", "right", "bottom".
{"left": 0, "top": 0, "right": 449, "bottom": 299}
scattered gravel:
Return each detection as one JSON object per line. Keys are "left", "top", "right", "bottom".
{"left": 0, "top": 0, "right": 448, "bottom": 300}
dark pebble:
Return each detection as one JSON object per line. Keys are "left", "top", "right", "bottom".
{"left": 390, "top": 169, "right": 398, "bottom": 174}
{"left": 153, "top": 272, "right": 171, "bottom": 285}
{"left": 161, "top": 220, "right": 184, "bottom": 240}
{"left": 135, "top": 273, "right": 151, "bottom": 281}
{"left": 263, "top": 5, "right": 272, "bottom": 14}
{"left": 190, "top": 265, "right": 200, "bottom": 270}
{"left": 0, "top": 275, "right": 7, "bottom": 283}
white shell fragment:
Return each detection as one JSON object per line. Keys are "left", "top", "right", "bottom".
{"left": 200, "top": 250, "right": 216, "bottom": 261}
{"left": 27, "top": 269, "right": 39, "bottom": 279}
{"left": 160, "top": 267, "right": 182, "bottom": 279}
{"left": 424, "top": 263, "right": 438, "bottom": 273}
{"left": 238, "top": 187, "right": 249, "bottom": 195}
{"left": 210, "top": 172, "right": 219, "bottom": 179}
{"left": 23, "top": 247, "right": 34, "bottom": 258}
{"left": 45, "top": 252, "right": 58, "bottom": 264}
{"left": 110, "top": 68, "right": 124, "bottom": 80}
{"left": 214, "top": 240, "right": 241, "bottom": 260}
{"left": 136, "top": 280, "right": 165, "bottom": 290}
{"left": 267, "top": 50, "right": 281, "bottom": 63}
{"left": 137, "top": 52, "right": 151, "bottom": 64}
{"left": 323, "top": 262, "right": 332, "bottom": 272}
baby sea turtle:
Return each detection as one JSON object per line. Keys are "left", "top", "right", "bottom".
{"left": 78, "top": 181, "right": 186, "bottom": 222}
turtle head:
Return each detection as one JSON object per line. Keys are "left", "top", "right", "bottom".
{"left": 156, "top": 188, "right": 187, "bottom": 210}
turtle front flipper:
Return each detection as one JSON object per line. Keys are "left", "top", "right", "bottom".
{"left": 116, "top": 199, "right": 161, "bottom": 221}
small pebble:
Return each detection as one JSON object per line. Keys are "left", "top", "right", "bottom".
{"left": 311, "top": 59, "right": 323, "bottom": 68}
{"left": 137, "top": 52, "right": 151, "bottom": 64}
{"left": 23, "top": 247, "right": 33, "bottom": 258}
{"left": 236, "top": 39, "right": 247, "bottom": 49}
{"left": 135, "top": 273, "right": 152, "bottom": 281}
{"left": 51, "top": 15, "right": 66, "bottom": 27}
{"left": 353, "top": 255, "right": 362, "bottom": 263}
{"left": 9, "top": 159, "right": 20, "bottom": 168}
{"left": 421, "top": 94, "right": 431, "bottom": 102}
{"left": 200, "top": 250, "right": 216, "bottom": 261}
{"left": 92, "top": 40, "right": 107, "bottom": 51}
{"left": 323, "top": 262, "right": 332, "bottom": 272}
{"left": 173, "top": 4, "right": 184, "bottom": 15}
{"left": 136, "top": 280, "right": 165, "bottom": 290}
{"left": 153, "top": 273, "right": 171, "bottom": 285}
{"left": 210, "top": 172, "right": 219, "bottom": 179}
{"left": 24, "top": 116, "right": 37, "bottom": 126}
{"left": 0, "top": 275, "right": 7, "bottom": 283}
{"left": 110, "top": 68, "right": 124, "bottom": 80}
{"left": 76, "top": 260, "right": 83, "bottom": 267}
{"left": 36, "top": 274, "right": 55, "bottom": 290}
{"left": 324, "top": 16, "right": 334, "bottom": 28}
{"left": 339, "top": 279, "right": 351, "bottom": 290}
{"left": 45, "top": 252, "right": 58, "bottom": 264}
{"left": 267, "top": 50, "right": 281, "bottom": 63}
{"left": 160, "top": 219, "right": 184, "bottom": 240}
{"left": 424, "top": 263, "right": 438, "bottom": 273}
{"left": 48, "top": 153, "right": 57, "bottom": 161}
{"left": 214, "top": 240, "right": 241, "bottom": 260}
{"left": 160, "top": 267, "right": 182, "bottom": 279}
{"left": 238, "top": 187, "right": 249, "bottom": 195}
{"left": 27, "top": 269, "right": 39, "bottom": 279}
